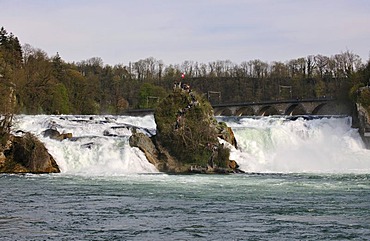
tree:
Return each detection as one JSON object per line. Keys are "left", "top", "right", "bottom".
{"left": 270, "top": 61, "right": 288, "bottom": 78}
{"left": 138, "top": 83, "right": 168, "bottom": 109}
{"left": 17, "top": 46, "right": 55, "bottom": 113}
{"left": 314, "top": 55, "right": 329, "bottom": 78}
{"left": 0, "top": 77, "right": 16, "bottom": 146}
{"left": 0, "top": 27, "right": 22, "bottom": 68}
{"left": 2, "top": 26, "right": 368, "bottom": 115}
{"left": 64, "top": 69, "right": 89, "bottom": 113}
{"left": 0, "top": 27, "right": 21, "bottom": 146}
{"left": 50, "top": 83, "right": 70, "bottom": 114}
{"left": 52, "top": 52, "right": 65, "bottom": 81}
{"left": 306, "top": 55, "right": 315, "bottom": 78}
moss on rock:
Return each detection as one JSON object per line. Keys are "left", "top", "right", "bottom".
{"left": 153, "top": 87, "right": 241, "bottom": 173}
{"left": 130, "top": 85, "right": 242, "bottom": 173}
{"left": 155, "top": 90, "right": 218, "bottom": 165}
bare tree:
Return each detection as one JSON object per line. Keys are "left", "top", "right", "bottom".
{"left": 306, "top": 55, "right": 315, "bottom": 78}
{"left": 314, "top": 55, "right": 329, "bottom": 78}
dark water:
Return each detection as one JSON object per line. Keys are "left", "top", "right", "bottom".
{"left": 1, "top": 173, "right": 369, "bottom": 241}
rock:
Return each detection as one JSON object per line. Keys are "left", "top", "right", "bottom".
{"left": 104, "top": 124, "right": 154, "bottom": 137}
{"left": 228, "top": 160, "right": 238, "bottom": 169}
{"left": 61, "top": 133, "right": 72, "bottom": 139}
{"left": 0, "top": 152, "right": 6, "bottom": 167}
{"left": 1, "top": 132, "right": 60, "bottom": 173}
{"left": 352, "top": 87, "right": 370, "bottom": 149}
{"left": 130, "top": 86, "right": 242, "bottom": 174}
{"left": 42, "top": 128, "right": 72, "bottom": 141}
{"left": 216, "top": 121, "right": 238, "bottom": 148}
{"left": 129, "top": 132, "right": 186, "bottom": 173}
{"left": 42, "top": 128, "right": 60, "bottom": 138}
{"left": 129, "top": 132, "right": 158, "bottom": 164}
{"left": 353, "top": 103, "right": 370, "bottom": 148}
{"left": 80, "top": 142, "right": 94, "bottom": 149}
{"left": 155, "top": 90, "right": 221, "bottom": 167}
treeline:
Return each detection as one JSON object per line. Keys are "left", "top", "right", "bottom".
{"left": 1, "top": 26, "right": 370, "bottom": 115}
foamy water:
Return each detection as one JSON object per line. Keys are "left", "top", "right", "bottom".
{"left": 12, "top": 115, "right": 370, "bottom": 175}
{"left": 4, "top": 115, "right": 370, "bottom": 240}
{"left": 223, "top": 116, "right": 370, "bottom": 173}
{"left": 13, "top": 115, "right": 158, "bottom": 175}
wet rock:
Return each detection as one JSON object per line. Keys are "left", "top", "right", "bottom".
{"left": 129, "top": 132, "right": 187, "bottom": 173}
{"left": 216, "top": 121, "right": 238, "bottom": 149}
{"left": 42, "top": 128, "right": 72, "bottom": 141}
{"left": 1, "top": 132, "right": 60, "bottom": 173}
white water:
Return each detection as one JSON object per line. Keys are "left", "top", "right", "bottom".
{"left": 223, "top": 116, "right": 370, "bottom": 173}
{"left": 12, "top": 115, "right": 370, "bottom": 175}
{"left": 13, "top": 115, "right": 159, "bottom": 175}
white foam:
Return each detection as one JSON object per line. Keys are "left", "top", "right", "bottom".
{"left": 224, "top": 116, "right": 370, "bottom": 173}
{"left": 13, "top": 115, "right": 158, "bottom": 175}
{"left": 12, "top": 115, "right": 370, "bottom": 175}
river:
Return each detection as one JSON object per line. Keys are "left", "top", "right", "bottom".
{"left": 1, "top": 115, "right": 369, "bottom": 240}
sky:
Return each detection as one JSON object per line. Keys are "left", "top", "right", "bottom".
{"left": 1, "top": 0, "right": 370, "bottom": 66}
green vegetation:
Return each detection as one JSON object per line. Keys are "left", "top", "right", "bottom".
{"left": 138, "top": 83, "right": 169, "bottom": 109}
{"left": 2, "top": 26, "right": 370, "bottom": 171}
{"left": 1, "top": 26, "right": 370, "bottom": 117}
{"left": 0, "top": 27, "right": 20, "bottom": 148}
{"left": 358, "top": 88, "right": 370, "bottom": 107}
{"left": 154, "top": 89, "right": 232, "bottom": 169}
{"left": 155, "top": 90, "right": 216, "bottom": 166}
{"left": 349, "top": 60, "right": 370, "bottom": 113}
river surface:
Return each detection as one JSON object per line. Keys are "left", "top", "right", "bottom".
{"left": 1, "top": 115, "right": 369, "bottom": 240}
{"left": 1, "top": 173, "right": 369, "bottom": 240}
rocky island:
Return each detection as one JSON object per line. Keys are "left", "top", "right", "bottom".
{"left": 129, "top": 83, "right": 242, "bottom": 174}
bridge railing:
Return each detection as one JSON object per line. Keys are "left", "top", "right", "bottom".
{"left": 123, "top": 97, "right": 336, "bottom": 116}
{"left": 211, "top": 97, "right": 335, "bottom": 108}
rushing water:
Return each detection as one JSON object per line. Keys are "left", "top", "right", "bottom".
{"left": 1, "top": 115, "right": 370, "bottom": 240}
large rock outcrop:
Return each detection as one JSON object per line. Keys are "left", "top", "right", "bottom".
{"left": 352, "top": 86, "right": 370, "bottom": 149}
{"left": 0, "top": 132, "right": 60, "bottom": 173}
{"left": 353, "top": 103, "right": 370, "bottom": 148}
{"left": 130, "top": 86, "right": 241, "bottom": 174}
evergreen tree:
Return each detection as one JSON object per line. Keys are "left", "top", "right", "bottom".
{"left": 0, "top": 27, "right": 19, "bottom": 146}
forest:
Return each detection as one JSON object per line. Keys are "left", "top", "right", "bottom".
{"left": 1, "top": 26, "right": 370, "bottom": 117}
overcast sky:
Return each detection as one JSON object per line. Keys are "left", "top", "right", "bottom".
{"left": 1, "top": 0, "right": 370, "bottom": 66}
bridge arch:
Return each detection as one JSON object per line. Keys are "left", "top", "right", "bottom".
{"left": 209, "top": 98, "right": 340, "bottom": 116}
{"left": 285, "top": 103, "right": 307, "bottom": 115}
{"left": 311, "top": 102, "right": 350, "bottom": 115}
{"left": 214, "top": 108, "right": 233, "bottom": 116}
{"left": 311, "top": 103, "right": 327, "bottom": 115}
{"left": 257, "top": 105, "right": 279, "bottom": 116}
{"left": 235, "top": 106, "right": 255, "bottom": 116}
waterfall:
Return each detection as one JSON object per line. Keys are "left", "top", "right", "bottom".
{"left": 222, "top": 116, "right": 370, "bottom": 173}
{"left": 12, "top": 115, "right": 370, "bottom": 175}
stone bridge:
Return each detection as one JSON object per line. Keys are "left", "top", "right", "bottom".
{"left": 212, "top": 98, "right": 343, "bottom": 116}
{"left": 124, "top": 98, "right": 350, "bottom": 116}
